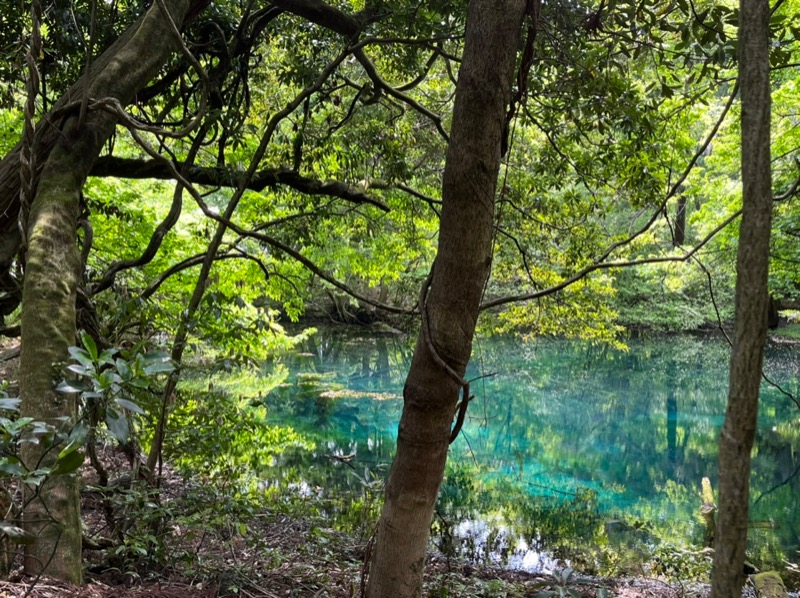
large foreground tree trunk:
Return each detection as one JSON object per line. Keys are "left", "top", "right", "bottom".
{"left": 366, "top": 0, "right": 526, "bottom": 595}
{"left": 18, "top": 0, "right": 209, "bottom": 582}
{"left": 710, "top": 0, "right": 772, "bottom": 593}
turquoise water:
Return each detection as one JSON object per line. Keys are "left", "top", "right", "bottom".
{"left": 258, "top": 330, "right": 800, "bottom": 572}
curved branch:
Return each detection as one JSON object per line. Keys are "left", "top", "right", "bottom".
{"left": 275, "top": 0, "right": 364, "bottom": 37}
{"left": 774, "top": 164, "right": 800, "bottom": 201}
{"left": 354, "top": 48, "right": 449, "bottom": 141}
{"left": 482, "top": 208, "right": 742, "bottom": 309}
{"left": 89, "top": 156, "right": 389, "bottom": 211}
{"left": 90, "top": 122, "right": 214, "bottom": 295}
{"left": 483, "top": 81, "right": 741, "bottom": 309}
{"left": 141, "top": 251, "right": 241, "bottom": 299}
{"left": 365, "top": 179, "right": 442, "bottom": 215}
{"left": 396, "top": 50, "right": 439, "bottom": 92}
{"left": 244, "top": 230, "right": 415, "bottom": 315}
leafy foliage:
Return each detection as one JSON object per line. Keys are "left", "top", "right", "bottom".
{"left": 57, "top": 332, "right": 174, "bottom": 444}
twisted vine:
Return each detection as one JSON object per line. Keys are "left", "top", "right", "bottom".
{"left": 418, "top": 268, "right": 473, "bottom": 444}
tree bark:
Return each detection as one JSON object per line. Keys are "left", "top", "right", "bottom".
{"left": 674, "top": 195, "right": 687, "bottom": 245}
{"left": 18, "top": 0, "right": 210, "bottom": 582}
{"left": 366, "top": 1, "right": 525, "bottom": 595}
{"left": 20, "top": 141, "right": 84, "bottom": 582}
{"left": 710, "top": 0, "right": 772, "bottom": 592}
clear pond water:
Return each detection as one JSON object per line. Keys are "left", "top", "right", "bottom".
{"left": 245, "top": 330, "right": 800, "bottom": 573}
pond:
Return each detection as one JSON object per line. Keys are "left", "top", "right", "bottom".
{"left": 179, "top": 329, "right": 800, "bottom": 576}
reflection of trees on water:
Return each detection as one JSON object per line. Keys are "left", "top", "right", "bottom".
{"left": 447, "top": 334, "right": 799, "bottom": 563}
{"left": 263, "top": 329, "right": 799, "bottom": 566}
{"left": 458, "top": 336, "right": 733, "bottom": 492}
{"left": 295, "top": 329, "right": 413, "bottom": 383}
{"left": 258, "top": 329, "right": 413, "bottom": 500}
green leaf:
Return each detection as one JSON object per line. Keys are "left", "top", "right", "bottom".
{"left": 561, "top": 568, "right": 574, "bottom": 582}
{"left": 116, "top": 358, "right": 131, "bottom": 380}
{"left": 52, "top": 449, "right": 84, "bottom": 475}
{"left": 0, "top": 458, "right": 26, "bottom": 477}
{"left": 58, "top": 421, "right": 89, "bottom": 459}
{"left": 97, "top": 370, "right": 121, "bottom": 388}
{"left": 66, "top": 363, "right": 89, "bottom": 376}
{"left": 105, "top": 409, "right": 130, "bottom": 444}
{"left": 67, "top": 346, "right": 94, "bottom": 368}
{"left": 98, "top": 348, "right": 117, "bottom": 366}
{"left": 142, "top": 350, "right": 172, "bottom": 363}
{"left": 0, "top": 398, "right": 20, "bottom": 412}
{"left": 0, "top": 521, "right": 36, "bottom": 544}
{"left": 143, "top": 360, "right": 175, "bottom": 375}
{"left": 114, "top": 398, "right": 145, "bottom": 415}
{"left": 56, "top": 379, "right": 91, "bottom": 393}
{"left": 80, "top": 331, "right": 99, "bottom": 361}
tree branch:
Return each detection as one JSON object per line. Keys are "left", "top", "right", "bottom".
{"left": 354, "top": 48, "right": 450, "bottom": 141}
{"left": 482, "top": 80, "right": 740, "bottom": 309}
{"left": 89, "top": 156, "right": 389, "bottom": 212}
{"left": 482, "top": 209, "right": 742, "bottom": 309}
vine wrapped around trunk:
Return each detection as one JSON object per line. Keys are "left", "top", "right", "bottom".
{"left": 366, "top": 1, "right": 526, "bottom": 595}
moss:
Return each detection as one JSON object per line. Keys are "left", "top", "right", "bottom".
{"left": 751, "top": 571, "right": 788, "bottom": 598}
{"left": 771, "top": 323, "right": 800, "bottom": 340}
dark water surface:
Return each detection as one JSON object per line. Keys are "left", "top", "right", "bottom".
{"left": 257, "top": 330, "right": 800, "bottom": 572}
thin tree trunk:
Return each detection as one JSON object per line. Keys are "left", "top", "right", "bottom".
{"left": 674, "top": 195, "right": 687, "bottom": 245}
{"left": 366, "top": 1, "right": 525, "bottom": 595}
{"left": 18, "top": 0, "right": 209, "bottom": 582}
{"left": 710, "top": 0, "right": 772, "bottom": 592}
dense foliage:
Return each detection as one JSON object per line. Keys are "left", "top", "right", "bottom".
{"left": 0, "top": 0, "right": 798, "bottom": 591}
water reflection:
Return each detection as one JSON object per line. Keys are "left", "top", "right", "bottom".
{"left": 256, "top": 329, "right": 799, "bottom": 571}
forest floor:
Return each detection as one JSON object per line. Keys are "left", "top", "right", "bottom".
{"left": 0, "top": 441, "right": 781, "bottom": 598}
{"left": 0, "top": 500, "right": 770, "bottom": 598}
{"left": 0, "top": 448, "right": 795, "bottom": 598}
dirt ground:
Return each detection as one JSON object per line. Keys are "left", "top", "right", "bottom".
{"left": 0, "top": 565, "right": 721, "bottom": 598}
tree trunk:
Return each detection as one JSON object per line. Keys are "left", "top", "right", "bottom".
{"left": 366, "top": 1, "right": 525, "bottom": 595}
{"left": 19, "top": 142, "right": 84, "bottom": 582}
{"left": 0, "top": 0, "right": 211, "bottom": 313}
{"left": 18, "top": 0, "right": 209, "bottom": 582}
{"left": 710, "top": 0, "right": 772, "bottom": 592}
{"left": 674, "top": 195, "right": 687, "bottom": 246}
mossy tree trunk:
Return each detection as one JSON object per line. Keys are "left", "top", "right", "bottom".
{"left": 366, "top": 0, "right": 526, "bottom": 595}
{"left": 710, "top": 0, "right": 772, "bottom": 592}
{"left": 18, "top": 0, "right": 209, "bottom": 582}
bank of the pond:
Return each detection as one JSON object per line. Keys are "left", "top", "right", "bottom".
{"left": 174, "top": 327, "right": 800, "bottom": 586}
{"left": 50, "top": 447, "right": 800, "bottom": 597}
